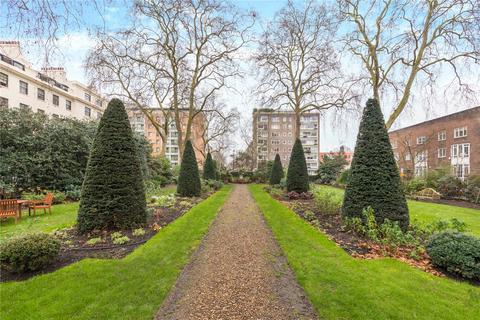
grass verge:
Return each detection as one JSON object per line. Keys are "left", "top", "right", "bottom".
{"left": 0, "top": 185, "right": 232, "bottom": 320}
{"left": 249, "top": 184, "right": 479, "bottom": 320}
{"left": 314, "top": 185, "right": 480, "bottom": 236}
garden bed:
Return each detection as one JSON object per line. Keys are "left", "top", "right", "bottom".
{"left": 269, "top": 190, "right": 478, "bottom": 285}
{"left": 1, "top": 195, "right": 206, "bottom": 282}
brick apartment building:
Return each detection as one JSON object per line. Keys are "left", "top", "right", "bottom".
{"left": 252, "top": 109, "right": 320, "bottom": 175}
{"left": 127, "top": 107, "right": 206, "bottom": 167}
{"left": 389, "top": 106, "right": 480, "bottom": 180}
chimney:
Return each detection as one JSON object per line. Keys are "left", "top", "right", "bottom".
{"left": 41, "top": 67, "right": 67, "bottom": 82}
{"left": 0, "top": 40, "right": 23, "bottom": 60}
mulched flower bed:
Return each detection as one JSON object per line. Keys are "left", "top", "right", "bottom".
{"left": 1, "top": 195, "right": 207, "bottom": 282}
{"left": 271, "top": 192, "right": 478, "bottom": 285}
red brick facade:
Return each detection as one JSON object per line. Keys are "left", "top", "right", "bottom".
{"left": 388, "top": 106, "right": 480, "bottom": 180}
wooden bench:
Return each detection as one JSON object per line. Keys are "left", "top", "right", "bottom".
{"left": 0, "top": 199, "right": 19, "bottom": 223}
{"left": 28, "top": 193, "right": 53, "bottom": 216}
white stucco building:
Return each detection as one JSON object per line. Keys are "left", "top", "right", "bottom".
{"left": 0, "top": 41, "right": 105, "bottom": 120}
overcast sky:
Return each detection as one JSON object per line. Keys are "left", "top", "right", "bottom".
{"left": 5, "top": 0, "right": 479, "bottom": 153}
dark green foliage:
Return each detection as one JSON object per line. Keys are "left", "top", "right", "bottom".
{"left": 149, "top": 156, "right": 173, "bottom": 186}
{"left": 269, "top": 154, "right": 284, "bottom": 185}
{"left": 0, "top": 108, "right": 151, "bottom": 196}
{"left": 465, "top": 175, "right": 480, "bottom": 204}
{"left": 427, "top": 232, "right": 480, "bottom": 280}
{"left": 317, "top": 153, "right": 348, "bottom": 184}
{"left": 177, "top": 140, "right": 201, "bottom": 197}
{"left": 437, "top": 175, "right": 465, "bottom": 198}
{"left": 77, "top": 99, "right": 146, "bottom": 233}
{"left": 287, "top": 139, "right": 309, "bottom": 192}
{"left": 342, "top": 99, "right": 409, "bottom": 230}
{"left": 203, "top": 152, "right": 216, "bottom": 180}
{"left": 253, "top": 160, "right": 274, "bottom": 183}
{"left": 0, "top": 233, "right": 60, "bottom": 273}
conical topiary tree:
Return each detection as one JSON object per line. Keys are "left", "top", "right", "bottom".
{"left": 77, "top": 98, "right": 146, "bottom": 233}
{"left": 287, "top": 139, "right": 309, "bottom": 192}
{"left": 177, "top": 140, "right": 201, "bottom": 197}
{"left": 203, "top": 152, "right": 216, "bottom": 180}
{"left": 269, "top": 154, "right": 284, "bottom": 185}
{"left": 342, "top": 98, "right": 409, "bottom": 230}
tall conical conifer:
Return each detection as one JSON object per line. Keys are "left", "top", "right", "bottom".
{"left": 177, "top": 140, "right": 201, "bottom": 197}
{"left": 270, "top": 154, "right": 284, "bottom": 185}
{"left": 77, "top": 98, "right": 146, "bottom": 233}
{"left": 342, "top": 98, "right": 409, "bottom": 230}
{"left": 203, "top": 152, "right": 216, "bottom": 180}
{"left": 287, "top": 139, "right": 309, "bottom": 192}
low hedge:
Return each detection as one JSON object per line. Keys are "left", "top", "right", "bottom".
{"left": 0, "top": 233, "right": 61, "bottom": 273}
{"left": 427, "top": 232, "right": 480, "bottom": 280}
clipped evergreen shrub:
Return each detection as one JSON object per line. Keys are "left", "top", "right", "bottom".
{"left": 287, "top": 139, "right": 309, "bottom": 192}
{"left": 203, "top": 152, "right": 216, "bottom": 180}
{"left": 177, "top": 140, "right": 201, "bottom": 197}
{"left": 269, "top": 154, "right": 284, "bottom": 185}
{"left": 427, "top": 232, "right": 480, "bottom": 280}
{"left": 342, "top": 98, "right": 409, "bottom": 230}
{"left": 77, "top": 98, "right": 146, "bottom": 233}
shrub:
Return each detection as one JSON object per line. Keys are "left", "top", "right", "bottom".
{"left": 177, "top": 140, "right": 201, "bottom": 197}
{"left": 204, "top": 179, "right": 223, "bottom": 190}
{"left": 132, "top": 228, "right": 146, "bottom": 237}
{"left": 203, "top": 152, "right": 216, "bottom": 180}
{"left": 22, "top": 190, "right": 66, "bottom": 204}
{"left": 437, "top": 175, "right": 464, "bottom": 198}
{"left": 427, "top": 232, "right": 480, "bottom": 279}
{"left": 86, "top": 237, "right": 103, "bottom": 245}
{"left": 465, "top": 175, "right": 480, "bottom": 204}
{"left": 65, "top": 185, "right": 82, "bottom": 201}
{"left": 287, "top": 191, "right": 313, "bottom": 200}
{"left": 149, "top": 156, "right": 173, "bottom": 186}
{"left": 77, "top": 99, "right": 146, "bottom": 233}
{"left": 342, "top": 99, "right": 409, "bottom": 230}
{"left": 313, "top": 189, "right": 342, "bottom": 215}
{"left": 0, "top": 233, "right": 61, "bottom": 273}
{"left": 337, "top": 168, "right": 351, "bottom": 186}
{"left": 287, "top": 139, "right": 309, "bottom": 193}
{"left": 112, "top": 236, "right": 130, "bottom": 245}
{"left": 403, "top": 178, "right": 427, "bottom": 195}
{"left": 317, "top": 153, "right": 348, "bottom": 184}
{"left": 155, "top": 194, "right": 176, "bottom": 207}
{"left": 269, "top": 154, "right": 284, "bottom": 185}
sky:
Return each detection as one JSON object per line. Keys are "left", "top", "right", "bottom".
{"left": 2, "top": 0, "right": 479, "bottom": 154}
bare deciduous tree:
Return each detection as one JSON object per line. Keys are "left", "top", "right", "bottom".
{"left": 340, "top": 0, "right": 480, "bottom": 129}
{"left": 256, "top": 0, "right": 357, "bottom": 138}
{"left": 87, "top": 0, "right": 255, "bottom": 159}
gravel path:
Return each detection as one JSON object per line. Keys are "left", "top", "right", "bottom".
{"left": 156, "top": 184, "right": 316, "bottom": 320}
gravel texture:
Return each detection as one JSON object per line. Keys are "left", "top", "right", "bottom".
{"left": 156, "top": 184, "right": 317, "bottom": 320}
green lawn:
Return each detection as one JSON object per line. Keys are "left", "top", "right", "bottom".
{"left": 0, "top": 202, "right": 79, "bottom": 242}
{"left": 0, "top": 185, "right": 232, "bottom": 320}
{"left": 313, "top": 185, "right": 480, "bottom": 236}
{"left": 249, "top": 185, "right": 479, "bottom": 320}
{"left": 1, "top": 186, "right": 179, "bottom": 243}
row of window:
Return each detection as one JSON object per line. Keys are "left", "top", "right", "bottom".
{"left": 0, "top": 96, "right": 92, "bottom": 117}
{"left": 0, "top": 72, "right": 102, "bottom": 108}
{"left": 416, "top": 127, "right": 467, "bottom": 144}
{"left": 413, "top": 164, "right": 470, "bottom": 179}
{"left": 397, "top": 143, "right": 471, "bottom": 162}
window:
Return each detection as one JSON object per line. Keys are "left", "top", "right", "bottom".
{"left": 405, "top": 154, "right": 411, "bottom": 161}
{"left": 438, "top": 148, "right": 446, "bottom": 158}
{"left": 0, "top": 72, "right": 8, "bottom": 87}
{"left": 452, "top": 143, "right": 470, "bottom": 158}
{"left": 272, "top": 116, "right": 280, "bottom": 122}
{"left": 415, "top": 165, "right": 427, "bottom": 177}
{"left": 259, "top": 115, "right": 268, "bottom": 122}
{"left": 416, "top": 136, "right": 426, "bottom": 144}
{"left": 416, "top": 150, "right": 427, "bottom": 162}
{"left": 391, "top": 141, "right": 397, "bottom": 149}
{"left": 271, "top": 124, "right": 280, "bottom": 130}
{"left": 95, "top": 99, "right": 102, "bottom": 107}
{"left": 453, "top": 164, "right": 470, "bottom": 180}
{"left": 0, "top": 97, "right": 8, "bottom": 108}
{"left": 271, "top": 132, "right": 279, "bottom": 137}
{"left": 66, "top": 100, "right": 71, "bottom": 110}
{"left": 272, "top": 140, "right": 280, "bottom": 145}
{"left": 19, "top": 103, "right": 30, "bottom": 111}
{"left": 37, "top": 88, "right": 45, "bottom": 100}
{"left": 84, "top": 93, "right": 91, "bottom": 102}
{"left": 454, "top": 127, "right": 467, "bottom": 138}
{"left": 84, "top": 106, "right": 91, "bottom": 117}
{"left": 53, "top": 94, "right": 59, "bottom": 106}
{"left": 438, "top": 130, "right": 446, "bottom": 141}
{"left": 19, "top": 80, "right": 28, "bottom": 94}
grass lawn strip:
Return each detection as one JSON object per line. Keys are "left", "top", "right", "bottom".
{"left": 249, "top": 184, "right": 479, "bottom": 320}
{"left": 315, "top": 185, "right": 480, "bottom": 237}
{"left": 0, "top": 185, "right": 232, "bottom": 320}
